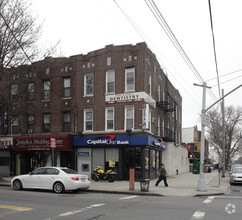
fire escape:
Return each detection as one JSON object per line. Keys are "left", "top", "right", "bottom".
{"left": 156, "top": 92, "right": 176, "bottom": 142}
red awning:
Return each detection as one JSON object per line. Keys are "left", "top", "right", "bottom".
{"left": 13, "top": 134, "right": 73, "bottom": 151}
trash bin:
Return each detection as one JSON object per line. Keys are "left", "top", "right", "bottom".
{"left": 140, "top": 179, "right": 150, "bottom": 192}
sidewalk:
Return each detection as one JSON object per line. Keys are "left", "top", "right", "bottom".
{"left": 0, "top": 171, "right": 230, "bottom": 197}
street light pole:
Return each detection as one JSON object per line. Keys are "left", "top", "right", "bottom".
{"left": 194, "top": 82, "right": 211, "bottom": 191}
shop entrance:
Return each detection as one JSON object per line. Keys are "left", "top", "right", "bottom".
{"left": 123, "top": 147, "right": 141, "bottom": 180}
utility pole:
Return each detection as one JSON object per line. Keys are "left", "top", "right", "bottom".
{"left": 194, "top": 82, "right": 211, "bottom": 191}
{"left": 222, "top": 89, "right": 226, "bottom": 177}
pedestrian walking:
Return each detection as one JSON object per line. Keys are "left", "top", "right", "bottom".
{"left": 155, "top": 163, "right": 168, "bottom": 187}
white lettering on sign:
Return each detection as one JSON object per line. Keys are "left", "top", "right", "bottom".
{"left": 87, "top": 139, "right": 129, "bottom": 145}
{"left": 0, "top": 137, "right": 13, "bottom": 146}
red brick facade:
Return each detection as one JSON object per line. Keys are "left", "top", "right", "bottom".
{"left": 1, "top": 42, "right": 182, "bottom": 144}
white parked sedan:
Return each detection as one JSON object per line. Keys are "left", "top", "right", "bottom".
{"left": 230, "top": 167, "right": 242, "bottom": 185}
{"left": 11, "top": 167, "right": 90, "bottom": 193}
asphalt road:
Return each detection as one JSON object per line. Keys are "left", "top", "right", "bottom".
{"left": 0, "top": 185, "right": 241, "bottom": 220}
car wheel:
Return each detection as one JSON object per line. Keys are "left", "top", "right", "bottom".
{"left": 13, "top": 179, "right": 23, "bottom": 190}
{"left": 53, "top": 182, "right": 64, "bottom": 193}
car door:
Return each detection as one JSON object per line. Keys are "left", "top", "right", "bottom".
{"left": 40, "top": 168, "right": 59, "bottom": 189}
{"left": 24, "top": 168, "right": 45, "bottom": 188}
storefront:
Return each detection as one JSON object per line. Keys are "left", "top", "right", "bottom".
{"left": 0, "top": 137, "right": 14, "bottom": 177}
{"left": 13, "top": 134, "right": 74, "bottom": 175}
{"left": 73, "top": 134, "right": 167, "bottom": 181}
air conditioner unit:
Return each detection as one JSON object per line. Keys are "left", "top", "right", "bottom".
{"left": 28, "top": 129, "right": 33, "bottom": 134}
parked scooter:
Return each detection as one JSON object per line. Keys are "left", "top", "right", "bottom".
{"left": 92, "top": 166, "right": 117, "bottom": 182}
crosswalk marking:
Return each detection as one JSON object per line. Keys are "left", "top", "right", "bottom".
{"left": 119, "top": 195, "right": 139, "bottom": 200}
{"left": 203, "top": 196, "right": 214, "bottom": 204}
{"left": 191, "top": 211, "right": 205, "bottom": 219}
{"left": 0, "top": 205, "right": 33, "bottom": 211}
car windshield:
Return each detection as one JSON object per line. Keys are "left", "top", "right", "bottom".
{"left": 61, "top": 168, "right": 78, "bottom": 174}
{"left": 234, "top": 168, "right": 242, "bottom": 173}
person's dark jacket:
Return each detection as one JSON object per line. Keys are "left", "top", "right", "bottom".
{"left": 159, "top": 167, "right": 167, "bottom": 177}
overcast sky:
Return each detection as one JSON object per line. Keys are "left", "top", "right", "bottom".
{"left": 30, "top": 0, "right": 242, "bottom": 128}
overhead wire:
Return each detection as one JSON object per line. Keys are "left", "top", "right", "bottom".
{"left": 0, "top": 10, "right": 63, "bottom": 101}
{"left": 144, "top": 0, "right": 218, "bottom": 102}
{"left": 208, "top": 0, "right": 221, "bottom": 98}
{"left": 113, "top": 0, "right": 201, "bottom": 106}
{"left": 206, "top": 68, "right": 242, "bottom": 82}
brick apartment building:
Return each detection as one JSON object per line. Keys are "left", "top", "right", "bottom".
{"left": 0, "top": 42, "right": 182, "bottom": 180}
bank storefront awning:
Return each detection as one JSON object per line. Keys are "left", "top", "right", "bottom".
{"left": 74, "top": 135, "right": 167, "bottom": 150}
{"left": 13, "top": 134, "right": 73, "bottom": 151}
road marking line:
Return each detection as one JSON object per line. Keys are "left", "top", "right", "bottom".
{"left": 0, "top": 205, "right": 33, "bottom": 211}
{"left": 191, "top": 211, "right": 205, "bottom": 219}
{"left": 119, "top": 195, "right": 139, "bottom": 200}
{"left": 90, "top": 203, "right": 105, "bottom": 207}
{"left": 203, "top": 196, "right": 214, "bottom": 204}
{"left": 58, "top": 204, "right": 105, "bottom": 217}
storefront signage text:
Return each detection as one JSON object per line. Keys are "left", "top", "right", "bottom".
{"left": 13, "top": 135, "right": 73, "bottom": 151}
{"left": 106, "top": 92, "right": 156, "bottom": 108}
{"left": 0, "top": 137, "right": 13, "bottom": 147}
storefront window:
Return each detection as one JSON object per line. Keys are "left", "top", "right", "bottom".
{"left": 150, "top": 149, "right": 155, "bottom": 179}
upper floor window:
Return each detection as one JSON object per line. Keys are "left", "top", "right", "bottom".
{"left": 158, "top": 85, "right": 161, "bottom": 102}
{"left": 84, "top": 73, "right": 94, "bottom": 96}
{"left": 27, "top": 114, "right": 34, "bottom": 133}
{"left": 28, "top": 83, "right": 34, "bottom": 101}
{"left": 84, "top": 109, "right": 93, "bottom": 131}
{"left": 63, "top": 111, "right": 71, "bottom": 132}
{"left": 148, "top": 74, "right": 152, "bottom": 95}
{"left": 157, "top": 115, "right": 161, "bottom": 136}
{"left": 43, "top": 113, "right": 50, "bottom": 132}
{"left": 106, "top": 69, "right": 115, "bottom": 93}
{"left": 11, "top": 116, "right": 18, "bottom": 134}
{"left": 11, "top": 84, "right": 18, "bottom": 103}
{"left": 125, "top": 106, "right": 134, "bottom": 130}
{"left": 43, "top": 80, "right": 50, "bottom": 100}
{"left": 125, "top": 67, "right": 135, "bottom": 91}
{"left": 105, "top": 107, "right": 114, "bottom": 130}
{"left": 63, "top": 77, "right": 71, "bottom": 98}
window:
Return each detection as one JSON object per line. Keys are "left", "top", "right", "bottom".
{"left": 157, "top": 115, "right": 161, "bottom": 136}
{"left": 11, "top": 84, "right": 18, "bottom": 102}
{"left": 158, "top": 85, "right": 161, "bottom": 102}
{"left": 63, "top": 77, "right": 71, "bottom": 98}
{"left": 27, "top": 114, "right": 34, "bottom": 133}
{"left": 125, "top": 106, "right": 134, "bottom": 129}
{"left": 125, "top": 67, "right": 135, "bottom": 91}
{"left": 11, "top": 117, "right": 18, "bottom": 134}
{"left": 63, "top": 111, "right": 71, "bottom": 132}
{"left": 148, "top": 74, "right": 152, "bottom": 95}
{"left": 84, "top": 109, "right": 93, "bottom": 131}
{"left": 43, "top": 113, "right": 50, "bottom": 132}
{"left": 43, "top": 80, "right": 50, "bottom": 100}
{"left": 28, "top": 83, "right": 34, "bottom": 101}
{"left": 106, "top": 69, "right": 115, "bottom": 93}
{"left": 105, "top": 107, "right": 114, "bottom": 130}
{"left": 84, "top": 73, "right": 94, "bottom": 96}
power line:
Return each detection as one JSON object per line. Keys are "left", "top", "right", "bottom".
{"left": 206, "top": 68, "right": 242, "bottom": 82}
{"left": 144, "top": 0, "right": 218, "bottom": 102}
{"left": 113, "top": 0, "right": 201, "bottom": 106}
{"left": 208, "top": 0, "right": 221, "bottom": 97}
{"left": 211, "top": 74, "right": 242, "bottom": 87}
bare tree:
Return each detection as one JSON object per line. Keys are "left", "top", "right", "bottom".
{"left": 207, "top": 105, "right": 242, "bottom": 169}
{"left": 0, "top": 0, "right": 42, "bottom": 77}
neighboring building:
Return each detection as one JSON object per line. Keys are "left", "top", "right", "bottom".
{"left": 0, "top": 42, "right": 183, "bottom": 180}
{"left": 182, "top": 126, "right": 209, "bottom": 171}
